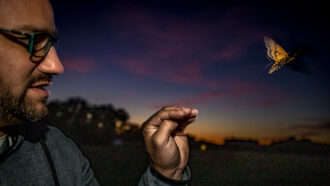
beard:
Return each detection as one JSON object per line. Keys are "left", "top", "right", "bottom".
{"left": 0, "top": 74, "right": 51, "bottom": 124}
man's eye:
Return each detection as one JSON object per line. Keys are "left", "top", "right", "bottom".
{"left": 34, "top": 35, "right": 49, "bottom": 49}
{"left": 17, "top": 37, "right": 30, "bottom": 45}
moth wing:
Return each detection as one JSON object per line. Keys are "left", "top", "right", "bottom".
{"left": 264, "top": 36, "right": 289, "bottom": 62}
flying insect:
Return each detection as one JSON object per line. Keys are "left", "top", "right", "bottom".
{"left": 264, "top": 36, "right": 306, "bottom": 74}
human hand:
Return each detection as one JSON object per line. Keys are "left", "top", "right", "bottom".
{"left": 142, "top": 106, "right": 198, "bottom": 180}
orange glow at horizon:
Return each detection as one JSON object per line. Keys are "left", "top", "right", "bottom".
{"left": 131, "top": 117, "right": 330, "bottom": 146}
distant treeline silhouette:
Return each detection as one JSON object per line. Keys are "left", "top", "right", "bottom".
{"left": 42, "top": 97, "right": 141, "bottom": 146}
{"left": 223, "top": 137, "right": 330, "bottom": 155}
{"left": 43, "top": 97, "right": 330, "bottom": 155}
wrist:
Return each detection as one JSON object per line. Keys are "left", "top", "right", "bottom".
{"left": 153, "top": 165, "right": 184, "bottom": 180}
{"left": 149, "top": 163, "right": 191, "bottom": 185}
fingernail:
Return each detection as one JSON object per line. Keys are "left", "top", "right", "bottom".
{"left": 192, "top": 109, "right": 199, "bottom": 115}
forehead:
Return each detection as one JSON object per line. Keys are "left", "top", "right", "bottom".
{"left": 0, "top": 0, "right": 55, "bottom": 34}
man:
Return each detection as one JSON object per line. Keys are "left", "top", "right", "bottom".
{"left": 0, "top": 0, "right": 198, "bottom": 185}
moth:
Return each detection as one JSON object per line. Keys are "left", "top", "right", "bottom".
{"left": 264, "top": 36, "right": 306, "bottom": 74}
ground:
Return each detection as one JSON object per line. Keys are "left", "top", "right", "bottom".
{"left": 79, "top": 144, "right": 330, "bottom": 186}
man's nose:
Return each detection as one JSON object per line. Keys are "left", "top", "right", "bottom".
{"left": 37, "top": 46, "right": 64, "bottom": 75}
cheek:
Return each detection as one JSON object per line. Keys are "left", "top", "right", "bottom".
{"left": 0, "top": 58, "right": 34, "bottom": 97}
{"left": 0, "top": 37, "right": 35, "bottom": 95}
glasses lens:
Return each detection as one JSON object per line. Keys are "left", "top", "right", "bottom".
{"left": 32, "top": 34, "right": 55, "bottom": 58}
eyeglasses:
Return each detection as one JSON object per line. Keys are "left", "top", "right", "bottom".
{"left": 0, "top": 27, "right": 57, "bottom": 61}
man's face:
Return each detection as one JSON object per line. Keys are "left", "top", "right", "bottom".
{"left": 0, "top": 0, "right": 64, "bottom": 125}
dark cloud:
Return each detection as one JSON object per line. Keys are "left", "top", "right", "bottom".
{"left": 290, "top": 121, "right": 330, "bottom": 131}
{"left": 300, "top": 132, "right": 319, "bottom": 138}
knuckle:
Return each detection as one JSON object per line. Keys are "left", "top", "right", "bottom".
{"left": 157, "top": 110, "right": 166, "bottom": 115}
{"left": 161, "top": 106, "right": 168, "bottom": 110}
{"left": 162, "top": 105, "right": 182, "bottom": 111}
{"left": 161, "top": 106, "right": 172, "bottom": 111}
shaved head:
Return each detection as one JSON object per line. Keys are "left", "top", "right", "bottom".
{"left": 0, "top": 0, "right": 55, "bottom": 31}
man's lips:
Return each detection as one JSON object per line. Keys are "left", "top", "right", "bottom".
{"left": 30, "top": 81, "right": 52, "bottom": 89}
{"left": 29, "top": 81, "right": 52, "bottom": 96}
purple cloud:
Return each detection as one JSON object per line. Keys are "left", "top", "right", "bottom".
{"left": 62, "top": 56, "right": 96, "bottom": 73}
{"left": 149, "top": 80, "right": 274, "bottom": 109}
{"left": 105, "top": 6, "right": 269, "bottom": 88}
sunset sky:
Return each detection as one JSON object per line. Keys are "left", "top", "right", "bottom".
{"left": 49, "top": 1, "right": 330, "bottom": 145}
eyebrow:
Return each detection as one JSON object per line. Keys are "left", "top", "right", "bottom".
{"left": 12, "top": 25, "right": 57, "bottom": 35}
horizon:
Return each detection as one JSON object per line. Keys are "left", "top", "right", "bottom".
{"left": 46, "top": 97, "right": 330, "bottom": 146}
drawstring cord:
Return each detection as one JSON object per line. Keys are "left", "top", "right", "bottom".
{"left": 40, "top": 139, "right": 60, "bottom": 186}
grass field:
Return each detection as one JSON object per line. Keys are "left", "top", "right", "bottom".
{"left": 79, "top": 144, "right": 330, "bottom": 186}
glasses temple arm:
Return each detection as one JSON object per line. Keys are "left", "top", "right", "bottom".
{"left": 29, "top": 33, "right": 36, "bottom": 54}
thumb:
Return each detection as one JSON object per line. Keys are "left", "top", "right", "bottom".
{"left": 153, "top": 120, "right": 178, "bottom": 146}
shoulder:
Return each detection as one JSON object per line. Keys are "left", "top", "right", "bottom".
{"left": 43, "top": 125, "right": 79, "bottom": 151}
{"left": 44, "top": 125, "right": 81, "bottom": 151}
{"left": 17, "top": 122, "right": 79, "bottom": 153}
{"left": 45, "top": 125, "right": 69, "bottom": 140}
{"left": 42, "top": 125, "right": 88, "bottom": 166}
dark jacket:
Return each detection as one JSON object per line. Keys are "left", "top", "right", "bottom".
{"left": 0, "top": 123, "right": 190, "bottom": 185}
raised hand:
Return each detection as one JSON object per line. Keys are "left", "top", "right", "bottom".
{"left": 142, "top": 106, "right": 198, "bottom": 180}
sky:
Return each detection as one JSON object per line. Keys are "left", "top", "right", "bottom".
{"left": 49, "top": 0, "right": 330, "bottom": 145}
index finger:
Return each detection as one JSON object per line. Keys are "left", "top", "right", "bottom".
{"left": 144, "top": 107, "right": 198, "bottom": 128}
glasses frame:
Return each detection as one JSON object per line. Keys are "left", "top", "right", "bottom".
{"left": 0, "top": 27, "right": 57, "bottom": 60}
